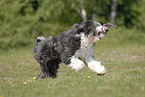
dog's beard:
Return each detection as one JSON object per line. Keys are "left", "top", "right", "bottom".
{"left": 93, "top": 33, "right": 106, "bottom": 42}
{"left": 94, "top": 36, "right": 101, "bottom": 42}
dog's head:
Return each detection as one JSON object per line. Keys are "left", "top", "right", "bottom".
{"left": 73, "top": 20, "right": 117, "bottom": 42}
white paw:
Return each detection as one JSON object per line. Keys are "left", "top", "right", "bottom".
{"left": 94, "top": 65, "right": 106, "bottom": 75}
{"left": 69, "top": 57, "right": 86, "bottom": 73}
{"left": 88, "top": 61, "right": 106, "bottom": 75}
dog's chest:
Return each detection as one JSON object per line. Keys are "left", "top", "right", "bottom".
{"left": 74, "top": 33, "right": 94, "bottom": 59}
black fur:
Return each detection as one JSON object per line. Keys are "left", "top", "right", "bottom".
{"left": 33, "top": 20, "right": 98, "bottom": 79}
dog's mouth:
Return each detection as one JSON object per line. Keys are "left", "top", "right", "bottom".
{"left": 95, "top": 32, "right": 103, "bottom": 40}
{"left": 94, "top": 35, "right": 102, "bottom": 42}
{"left": 96, "top": 35, "right": 102, "bottom": 40}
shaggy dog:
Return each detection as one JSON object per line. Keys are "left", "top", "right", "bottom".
{"left": 33, "top": 20, "right": 117, "bottom": 79}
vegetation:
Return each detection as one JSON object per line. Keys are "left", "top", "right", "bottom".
{"left": 0, "top": 27, "right": 145, "bottom": 97}
{"left": 0, "top": 0, "right": 145, "bottom": 49}
{"left": 0, "top": 1, "right": 145, "bottom": 97}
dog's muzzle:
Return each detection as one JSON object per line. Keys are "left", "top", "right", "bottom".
{"left": 97, "top": 35, "right": 102, "bottom": 40}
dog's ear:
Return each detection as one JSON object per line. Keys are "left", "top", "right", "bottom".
{"left": 73, "top": 21, "right": 96, "bottom": 36}
{"left": 73, "top": 22, "right": 85, "bottom": 29}
{"left": 73, "top": 23, "right": 80, "bottom": 28}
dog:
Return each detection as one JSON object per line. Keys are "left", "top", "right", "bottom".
{"left": 33, "top": 20, "right": 117, "bottom": 79}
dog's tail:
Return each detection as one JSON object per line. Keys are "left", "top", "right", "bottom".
{"left": 33, "top": 36, "right": 46, "bottom": 54}
{"left": 35, "top": 36, "right": 45, "bottom": 46}
{"left": 33, "top": 36, "right": 53, "bottom": 54}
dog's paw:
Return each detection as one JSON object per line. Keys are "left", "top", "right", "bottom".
{"left": 95, "top": 65, "right": 106, "bottom": 75}
{"left": 93, "top": 65, "right": 106, "bottom": 76}
{"left": 88, "top": 61, "right": 106, "bottom": 75}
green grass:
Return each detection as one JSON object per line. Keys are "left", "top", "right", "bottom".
{"left": 0, "top": 27, "right": 145, "bottom": 97}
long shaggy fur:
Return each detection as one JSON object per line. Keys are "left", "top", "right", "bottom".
{"left": 33, "top": 20, "right": 109, "bottom": 79}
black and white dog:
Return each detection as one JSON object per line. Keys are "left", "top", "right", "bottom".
{"left": 33, "top": 20, "right": 117, "bottom": 79}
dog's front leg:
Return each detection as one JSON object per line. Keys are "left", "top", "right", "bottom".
{"left": 84, "top": 47, "right": 106, "bottom": 75}
{"left": 85, "top": 56, "right": 106, "bottom": 75}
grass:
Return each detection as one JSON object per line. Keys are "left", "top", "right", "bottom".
{"left": 0, "top": 27, "right": 145, "bottom": 97}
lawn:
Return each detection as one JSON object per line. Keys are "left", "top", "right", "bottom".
{"left": 0, "top": 27, "right": 145, "bottom": 97}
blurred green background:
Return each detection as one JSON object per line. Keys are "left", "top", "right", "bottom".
{"left": 0, "top": 1, "right": 145, "bottom": 97}
{"left": 0, "top": 0, "right": 145, "bottom": 49}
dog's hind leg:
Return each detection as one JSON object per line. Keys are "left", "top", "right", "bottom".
{"left": 36, "top": 71, "right": 46, "bottom": 79}
{"left": 36, "top": 63, "right": 49, "bottom": 79}
{"left": 36, "top": 62, "right": 59, "bottom": 79}
{"left": 46, "top": 60, "right": 60, "bottom": 78}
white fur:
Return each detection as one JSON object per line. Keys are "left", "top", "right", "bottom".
{"left": 85, "top": 56, "right": 106, "bottom": 74}
{"left": 69, "top": 33, "right": 106, "bottom": 74}
{"left": 99, "top": 33, "right": 106, "bottom": 39}
{"left": 37, "top": 36, "right": 45, "bottom": 40}
{"left": 68, "top": 57, "right": 86, "bottom": 72}
{"left": 96, "top": 26, "right": 103, "bottom": 32}
{"left": 96, "top": 26, "right": 107, "bottom": 39}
